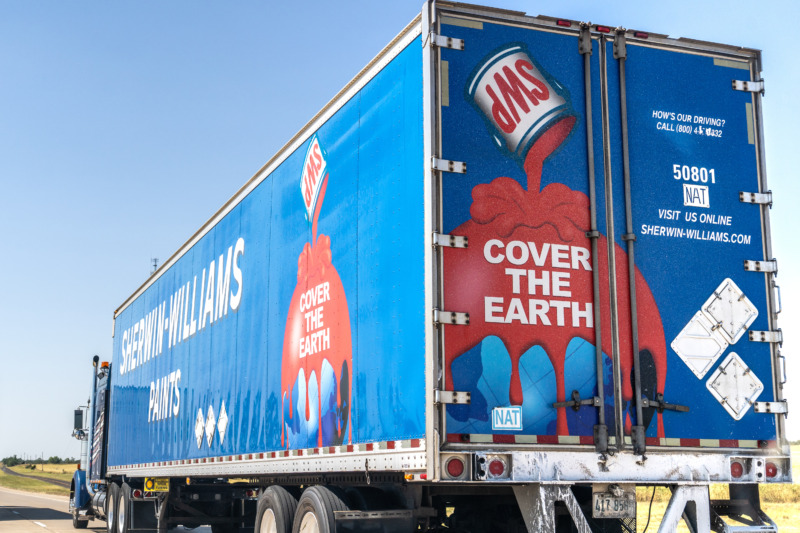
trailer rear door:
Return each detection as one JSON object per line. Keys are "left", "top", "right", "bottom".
{"left": 614, "top": 38, "right": 780, "bottom": 448}
{"left": 434, "top": 7, "right": 782, "bottom": 450}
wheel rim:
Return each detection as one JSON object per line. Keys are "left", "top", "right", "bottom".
{"left": 117, "top": 495, "right": 125, "bottom": 533}
{"left": 107, "top": 496, "right": 115, "bottom": 532}
{"left": 298, "top": 512, "right": 319, "bottom": 533}
{"left": 259, "top": 508, "right": 276, "bottom": 533}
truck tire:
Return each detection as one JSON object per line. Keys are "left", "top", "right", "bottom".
{"left": 72, "top": 511, "right": 88, "bottom": 529}
{"left": 107, "top": 484, "right": 119, "bottom": 533}
{"left": 291, "top": 486, "right": 349, "bottom": 533}
{"left": 255, "top": 486, "right": 297, "bottom": 533}
{"left": 117, "top": 483, "right": 131, "bottom": 533}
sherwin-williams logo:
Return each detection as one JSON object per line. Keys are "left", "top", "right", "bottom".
{"left": 492, "top": 407, "right": 522, "bottom": 431}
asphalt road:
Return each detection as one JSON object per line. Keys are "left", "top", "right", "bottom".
{"left": 0, "top": 488, "right": 209, "bottom": 533}
{"left": 0, "top": 487, "right": 96, "bottom": 533}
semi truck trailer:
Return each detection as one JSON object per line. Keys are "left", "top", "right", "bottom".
{"left": 70, "top": 2, "right": 790, "bottom": 532}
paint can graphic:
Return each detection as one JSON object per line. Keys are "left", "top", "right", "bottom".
{"left": 466, "top": 43, "right": 574, "bottom": 159}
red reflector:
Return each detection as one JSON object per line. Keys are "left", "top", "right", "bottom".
{"left": 446, "top": 458, "right": 464, "bottom": 478}
{"left": 731, "top": 461, "right": 744, "bottom": 478}
{"left": 488, "top": 459, "right": 505, "bottom": 477}
{"left": 420, "top": 474, "right": 428, "bottom": 480}
{"left": 132, "top": 489, "right": 143, "bottom": 499}
{"left": 766, "top": 462, "right": 778, "bottom": 478}
{"left": 556, "top": 20, "right": 571, "bottom": 27}
{"left": 596, "top": 25, "right": 611, "bottom": 33}
{"left": 633, "top": 31, "right": 649, "bottom": 39}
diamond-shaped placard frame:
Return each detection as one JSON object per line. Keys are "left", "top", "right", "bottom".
{"left": 702, "top": 278, "right": 758, "bottom": 346}
{"left": 705, "top": 352, "right": 763, "bottom": 420}
{"left": 671, "top": 310, "right": 728, "bottom": 379}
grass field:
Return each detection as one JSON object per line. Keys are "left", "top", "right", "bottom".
{"left": 637, "top": 501, "right": 800, "bottom": 533}
{"left": 793, "top": 444, "right": 800, "bottom": 480}
{"left": 9, "top": 464, "right": 76, "bottom": 482}
{"left": 0, "top": 466, "right": 69, "bottom": 496}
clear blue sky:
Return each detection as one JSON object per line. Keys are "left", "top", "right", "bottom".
{"left": 1, "top": 0, "right": 797, "bottom": 460}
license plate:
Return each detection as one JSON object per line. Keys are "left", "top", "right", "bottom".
{"left": 592, "top": 490, "right": 635, "bottom": 518}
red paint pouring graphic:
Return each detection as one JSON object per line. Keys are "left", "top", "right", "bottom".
{"left": 442, "top": 117, "right": 667, "bottom": 438}
{"left": 281, "top": 174, "right": 353, "bottom": 448}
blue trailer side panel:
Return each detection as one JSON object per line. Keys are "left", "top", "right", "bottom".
{"left": 108, "top": 37, "right": 425, "bottom": 467}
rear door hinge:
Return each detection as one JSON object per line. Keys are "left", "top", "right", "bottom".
{"left": 749, "top": 329, "right": 783, "bottom": 345}
{"left": 431, "top": 33, "right": 464, "bottom": 50}
{"left": 753, "top": 400, "right": 788, "bottom": 415}
{"left": 433, "top": 232, "right": 468, "bottom": 248}
{"left": 732, "top": 79, "right": 765, "bottom": 95}
{"left": 434, "top": 309, "right": 470, "bottom": 326}
{"left": 432, "top": 157, "right": 467, "bottom": 173}
{"left": 613, "top": 28, "right": 627, "bottom": 59}
{"left": 740, "top": 190, "right": 772, "bottom": 206}
{"left": 435, "top": 390, "right": 471, "bottom": 404}
{"left": 743, "top": 259, "right": 777, "bottom": 273}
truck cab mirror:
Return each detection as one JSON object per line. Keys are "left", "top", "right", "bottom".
{"left": 74, "top": 409, "right": 83, "bottom": 431}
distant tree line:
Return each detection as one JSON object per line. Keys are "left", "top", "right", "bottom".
{"left": 2, "top": 455, "right": 79, "bottom": 467}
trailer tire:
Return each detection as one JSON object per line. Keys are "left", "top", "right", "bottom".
{"left": 107, "top": 483, "right": 119, "bottom": 533}
{"left": 291, "top": 486, "right": 349, "bottom": 533}
{"left": 255, "top": 486, "right": 297, "bottom": 533}
{"left": 117, "top": 483, "right": 131, "bottom": 533}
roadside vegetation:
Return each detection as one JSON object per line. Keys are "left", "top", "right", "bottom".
{"left": 2, "top": 454, "right": 79, "bottom": 467}
{"left": 1, "top": 455, "right": 76, "bottom": 497}
{"left": 8, "top": 463, "right": 75, "bottom": 483}
{"left": 0, "top": 465, "right": 69, "bottom": 497}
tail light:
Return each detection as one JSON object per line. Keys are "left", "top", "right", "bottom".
{"left": 765, "top": 462, "right": 778, "bottom": 478}
{"left": 474, "top": 453, "right": 511, "bottom": 480}
{"left": 488, "top": 459, "right": 506, "bottom": 477}
{"left": 730, "top": 461, "right": 744, "bottom": 478}
{"left": 446, "top": 457, "right": 465, "bottom": 478}
{"left": 246, "top": 489, "right": 260, "bottom": 498}
{"left": 132, "top": 489, "right": 143, "bottom": 499}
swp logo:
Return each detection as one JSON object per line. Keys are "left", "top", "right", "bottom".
{"left": 492, "top": 406, "right": 522, "bottom": 431}
{"left": 466, "top": 44, "right": 571, "bottom": 158}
